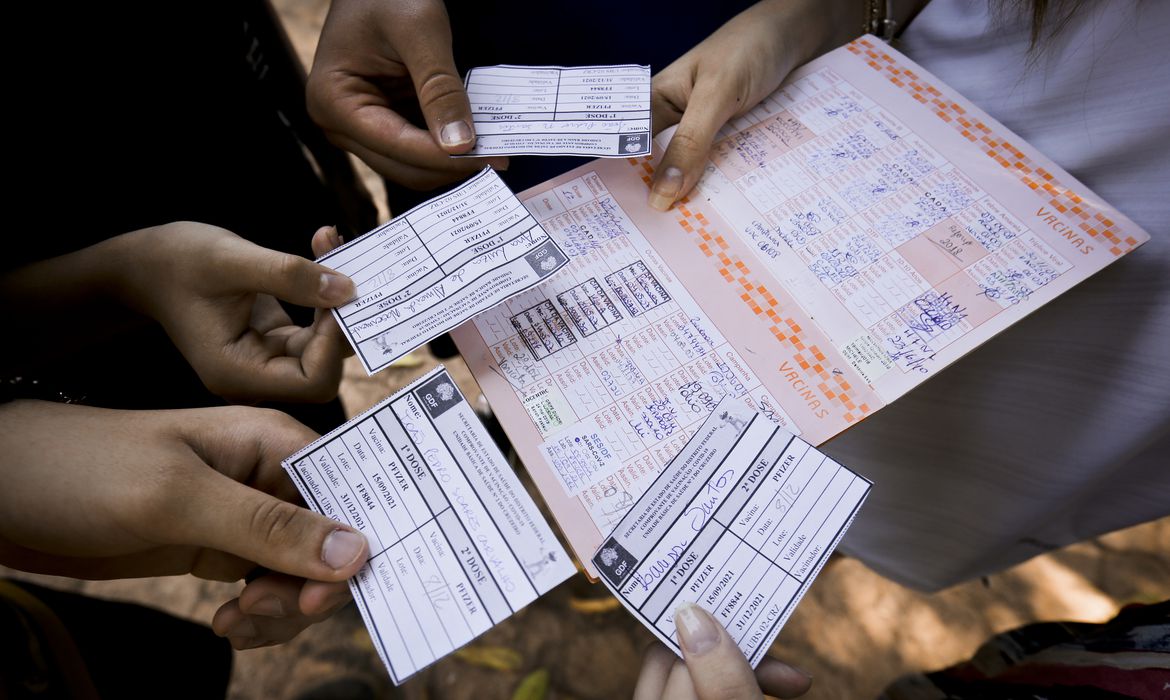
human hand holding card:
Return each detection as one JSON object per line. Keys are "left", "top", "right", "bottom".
{"left": 0, "top": 400, "right": 367, "bottom": 651}
{"left": 282, "top": 366, "right": 575, "bottom": 684}
{"left": 306, "top": 0, "right": 508, "bottom": 190}
{"left": 116, "top": 222, "right": 354, "bottom": 403}
{"left": 635, "top": 610, "right": 813, "bottom": 699}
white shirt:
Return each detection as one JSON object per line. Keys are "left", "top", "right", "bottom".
{"left": 825, "top": 0, "right": 1170, "bottom": 590}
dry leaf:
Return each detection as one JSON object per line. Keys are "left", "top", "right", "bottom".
{"left": 511, "top": 669, "right": 550, "bottom": 700}
{"left": 350, "top": 628, "right": 375, "bottom": 652}
{"left": 453, "top": 645, "right": 523, "bottom": 672}
{"left": 568, "top": 596, "right": 621, "bottom": 614}
{"left": 391, "top": 352, "right": 426, "bottom": 368}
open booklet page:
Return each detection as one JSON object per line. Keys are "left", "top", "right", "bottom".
{"left": 451, "top": 36, "right": 1151, "bottom": 575}
{"left": 282, "top": 366, "right": 575, "bottom": 685}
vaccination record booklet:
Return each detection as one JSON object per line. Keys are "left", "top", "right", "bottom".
{"left": 450, "top": 36, "right": 1151, "bottom": 577}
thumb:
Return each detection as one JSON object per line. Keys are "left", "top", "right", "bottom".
{"left": 399, "top": 4, "right": 475, "bottom": 154}
{"left": 217, "top": 236, "right": 356, "bottom": 307}
{"left": 194, "top": 468, "right": 369, "bottom": 582}
{"left": 648, "top": 79, "right": 737, "bottom": 212}
{"left": 675, "top": 602, "right": 764, "bottom": 700}
{"left": 311, "top": 225, "right": 344, "bottom": 258}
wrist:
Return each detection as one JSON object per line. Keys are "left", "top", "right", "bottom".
{"left": 768, "top": 0, "right": 863, "bottom": 67}
{"left": 100, "top": 224, "right": 173, "bottom": 317}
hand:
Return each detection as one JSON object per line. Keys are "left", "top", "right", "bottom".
{"left": 306, "top": 0, "right": 508, "bottom": 190}
{"left": 117, "top": 222, "right": 355, "bottom": 403}
{"left": 649, "top": 0, "right": 847, "bottom": 211}
{"left": 634, "top": 603, "right": 812, "bottom": 699}
{"left": 0, "top": 400, "right": 369, "bottom": 648}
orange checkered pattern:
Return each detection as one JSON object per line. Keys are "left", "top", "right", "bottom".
{"left": 629, "top": 157, "right": 872, "bottom": 424}
{"left": 847, "top": 37, "right": 1139, "bottom": 257}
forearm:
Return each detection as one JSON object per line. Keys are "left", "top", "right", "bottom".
{"left": 0, "top": 231, "right": 150, "bottom": 374}
{"left": 760, "top": 0, "right": 856, "bottom": 71}
{"left": 768, "top": 0, "right": 930, "bottom": 68}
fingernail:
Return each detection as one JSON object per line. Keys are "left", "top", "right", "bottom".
{"left": 232, "top": 637, "right": 265, "bottom": 650}
{"left": 230, "top": 618, "right": 258, "bottom": 638}
{"left": 327, "top": 226, "right": 341, "bottom": 248}
{"left": 648, "top": 166, "right": 684, "bottom": 211}
{"left": 675, "top": 602, "right": 721, "bottom": 655}
{"left": 440, "top": 121, "right": 473, "bottom": 147}
{"left": 319, "top": 271, "right": 355, "bottom": 304}
{"left": 249, "top": 595, "right": 285, "bottom": 618}
{"left": 322, "top": 528, "right": 366, "bottom": 570}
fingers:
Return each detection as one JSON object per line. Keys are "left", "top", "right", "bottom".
{"left": 240, "top": 572, "right": 351, "bottom": 620}
{"left": 634, "top": 643, "right": 682, "bottom": 700}
{"left": 207, "top": 293, "right": 343, "bottom": 403}
{"left": 331, "top": 129, "right": 506, "bottom": 190}
{"left": 280, "top": 312, "right": 345, "bottom": 358}
{"left": 191, "top": 468, "right": 369, "bottom": 583}
{"left": 213, "top": 598, "right": 269, "bottom": 650}
{"left": 176, "top": 407, "right": 370, "bottom": 582}
{"left": 756, "top": 657, "right": 813, "bottom": 699}
{"left": 651, "top": 90, "right": 685, "bottom": 138}
{"left": 305, "top": 0, "right": 503, "bottom": 185}
{"left": 213, "top": 596, "right": 318, "bottom": 650}
{"left": 213, "top": 572, "right": 354, "bottom": 649}
{"left": 635, "top": 608, "right": 811, "bottom": 700}
{"left": 212, "top": 235, "right": 355, "bottom": 308}
{"left": 311, "top": 225, "right": 344, "bottom": 259}
{"left": 201, "top": 329, "right": 344, "bottom": 403}
{"left": 675, "top": 602, "right": 765, "bottom": 700}
{"left": 312, "top": 307, "right": 354, "bottom": 357}
{"left": 661, "top": 662, "right": 701, "bottom": 700}
{"left": 648, "top": 77, "right": 740, "bottom": 212}
{"left": 650, "top": 62, "right": 690, "bottom": 138}
{"left": 278, "top": 313, "right": 349, "bottom": 399}
{"left": 299, "top": 579, "right": 353, "bottom": 617}
{"left": 248, "top": 294, "right": 295, "bottom": 335}
{"left": 239, "top": 572, "right": 305, "bottom": 619}
{"left": 394, "top": 2, "right": 475, "bottom": 154}
{"left": 304, "top": 1, "right": 458, "bottom": 174}
{"left": 329, "top": 101, "right": 481, "bottom": 175}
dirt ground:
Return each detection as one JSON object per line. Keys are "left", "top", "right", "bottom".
{"left": 3, "top": 3, "right": 1167, "bottom": 699}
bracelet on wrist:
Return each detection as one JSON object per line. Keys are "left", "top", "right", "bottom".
{"left": 864, "top": 0, "right": 898, "bottom": 41}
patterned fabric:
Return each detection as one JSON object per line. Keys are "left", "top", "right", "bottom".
{"left": 880, "top": 601, "right": 1170, "bottom": 699}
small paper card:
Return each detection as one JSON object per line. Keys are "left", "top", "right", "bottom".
{"left": 319, "top": 168, "right": 570, "bottom": 375}
{"left": 282, "top": 366, "right": 575, "bottom": 684}
{"left": 592, "top": 396, "right": 871, "bottom": 665}
{"left": 463, "top": 64, "right": 652, "bottom": 157}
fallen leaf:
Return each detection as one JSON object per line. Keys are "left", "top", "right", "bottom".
{"left": 350, "top": 628, "right": 375, "bottom": 652}
{"left": 511, "top": 669, "right": 550, "bottom": 700}
{"left": 569, "top": 596, "right": 621, "bottom": 614}
{"left": 391, "top": 352, "right": 426, "bottom": 368}
{"left": 453, "top": 645, "right": 523, "bottom": 672}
